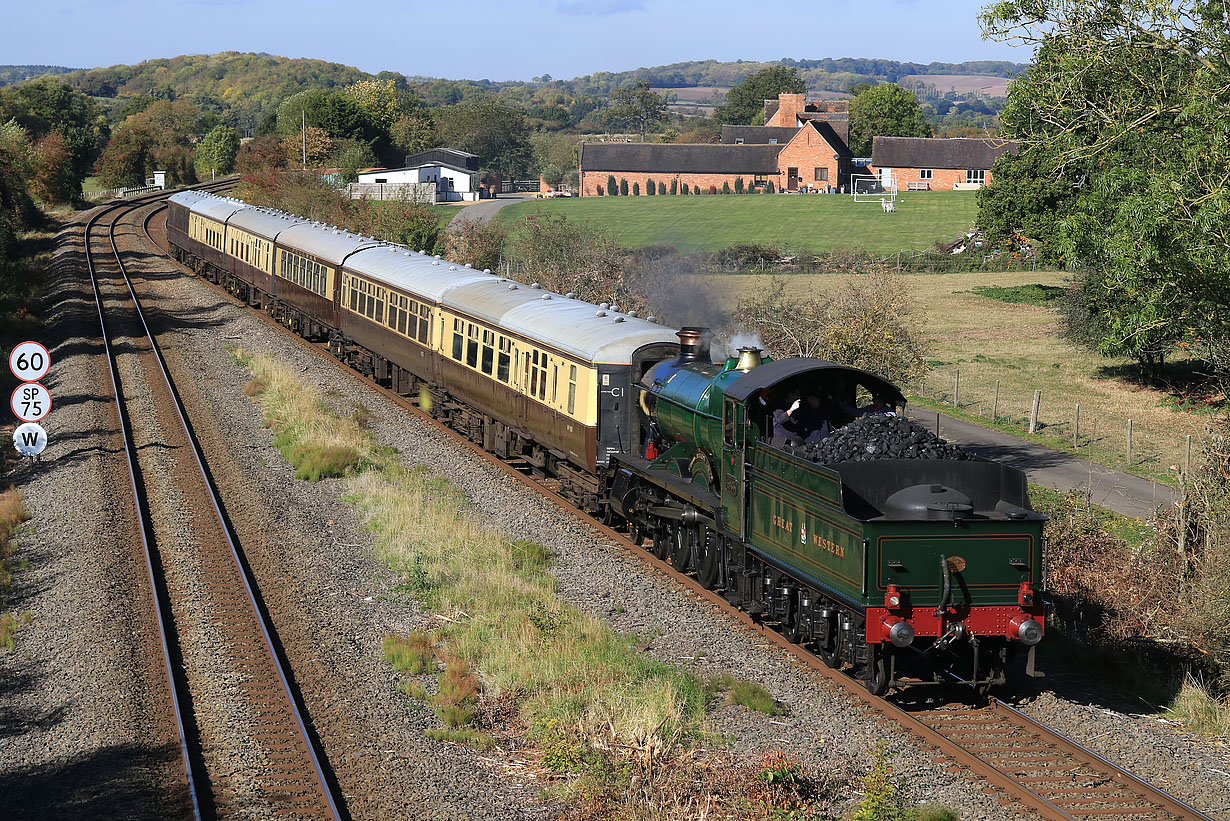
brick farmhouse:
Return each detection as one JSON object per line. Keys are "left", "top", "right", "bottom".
{"left": 577, "top": 92, "right": 1017, "bottom": 196}
{"left": 870, "top": 136, "right": 1018, "bottom": 191}
{"left": 579, "top": 117, "right": 854, "bottom": 196}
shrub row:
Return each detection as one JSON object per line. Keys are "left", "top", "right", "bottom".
{"left": 597, "top": 175, "right": 774, "bottom": 196}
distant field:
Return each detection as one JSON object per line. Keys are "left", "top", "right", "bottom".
{"left": 696, "top": 269, "right": 1202, "bottom": 481}
{"left": 498, "top": 191, "right": 978, "bottom": 255}
{"left": 902, "top": 74, "right": 1011, "bottom": 97}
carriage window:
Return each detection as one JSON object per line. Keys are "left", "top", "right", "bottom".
{"left": 374, "top": 288, "right": 383, "bottom": 323}
{"left": 529, "top": 351, "right": 539, "bottom": 396}
{"left": 397, "top": 305, "right": 407, "bottom": 335}
{"left": 569, "top": 366, "right": 580, "bottom": 410}
{"left": 451, "top": 318, "right": 464, "bottom": 360}
{"left": 481, "top": 330, "right": 495, "bottom": 375}
{"left": 537, "top": 353, "right": 548, "bottom": 400}
{"left": 466, "top": 323, "right": 479, "bottom": 368}
{"left": 552, "top": 365, "right": 558, "bottom": 402}
{"left": 497, "top": 338, "right": 511, "bottom": 382}
{"left": 349, "top": 279, "right": 358, "bottom": 311}
{"left": 418, "top": 305, "right": 431, "bottom": 344}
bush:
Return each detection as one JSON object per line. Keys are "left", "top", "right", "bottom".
{"left": 443, "top": 219, "right": 506, "bottom": 271}
{"left": 632, "top": 181, "right": 640, "bottom": 196}
{"left": 721, "top": 181, "right": 731, "bottom": 194}
{"left": 607, "top": 174, "right": 617, "bottom": 196}
{"left": 596, "top": 185, "right": 604, "bottom": 196}
{"left": 669, "top": 178, "right": 677, "bottom": 195}
{"left": 619, "top": 178, "right": 629, "bottom": 196}
{"left": 693, "top": 184, "right": 701, "bottom": 195}
{"left": 646, "top": 176, "right": 655, "bottom": 195}
{"left": 734, "top": 177, "right": 744, "bottom": 193}
{"left": 658, "top": 180, "right": 666, "bottom": 195}
{"left": 766, "top": 180, "right": 775, "bottom": 194}
{"left": 287, "top": 443, "right": 361, "bottom": 481}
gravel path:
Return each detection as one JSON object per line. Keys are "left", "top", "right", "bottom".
{"left": 0, "top": 210, "right": 188, "bottom": 819}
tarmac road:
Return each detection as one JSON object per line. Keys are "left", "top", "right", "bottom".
{"left": 905, "top": 407, "right": 1178, "bottom": 520}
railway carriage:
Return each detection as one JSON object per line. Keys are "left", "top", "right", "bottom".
{"left": 166, "top": 190, "right": 1047, "bottom": 695}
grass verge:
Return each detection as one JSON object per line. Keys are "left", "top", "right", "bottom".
{"left": 0, "top": 490, "right": 30, "bottom": 613}
{"left": 498, "top": 191, "right": 978, "bottom": 255}
{"left": 239, "top": 349, "right": 977, "bottom": 816}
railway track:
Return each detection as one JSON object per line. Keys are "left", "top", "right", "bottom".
{"left": 138, "top": 196, "right": 1213, "bottom": 821}
{"left": 84, "top": 187, "right": 342, "bottom": 820}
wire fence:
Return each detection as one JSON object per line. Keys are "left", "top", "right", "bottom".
{"left": 914, "top": 367, "right": 1202, "bottom": 481}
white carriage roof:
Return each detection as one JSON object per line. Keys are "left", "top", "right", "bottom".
{"left": 275, "top": 222, "right": 383, "bottom": 265}
{"left": 347, "top": 246, "right": 677, "bottom": 363}
{"left": 178, "top": 190, "right": 248, "bottom": 223}
{"left": 228, "top": 207, "right": 304, "bottom": 237}
{"left": 184, "top": 193, "right": 679, "bottom": 364}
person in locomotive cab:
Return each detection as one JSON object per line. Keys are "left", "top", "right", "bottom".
{"left": 770, "top": 387, "right": 805, "bottom": 444}
{"left": 794, "top": 391, "right": 834, "bottom": 443}
{"left": 859, "top": 394, "right": 897, "bottom": 417}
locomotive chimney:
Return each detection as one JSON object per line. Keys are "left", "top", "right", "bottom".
{"left": 734, "top": 347, "right": 762, "bottom": 371}
{"left": 675, "top": 327, "right": 710, "bottom": 365}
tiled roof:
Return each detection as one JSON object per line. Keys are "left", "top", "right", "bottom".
{"left": 579, "top": 142, "right": 782, "bottom": 174}
{"left": 872, "top": 136, "right": 1019, "bottom": 169}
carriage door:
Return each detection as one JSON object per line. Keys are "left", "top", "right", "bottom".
{"left": 721, "top": 398, "right": 747, "bottom": 538}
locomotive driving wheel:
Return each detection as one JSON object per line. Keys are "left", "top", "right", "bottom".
{"left": 652, "top": 524, "right": 672, "bottom": 561}
{"left": 863, "top": 645, "right": 891, "bottom": 696}
{"left": 780, "top": 593, "right": 805, "bottom": 644}
{"left": 670, "top": 524, "right": 694, "bottom": 570}
{"left": 695, "top": 528, "right": 721, "bottom": 590}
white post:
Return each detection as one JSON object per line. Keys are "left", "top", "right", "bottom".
{"left": 1028, "top": 390, "right": 1041, "bottom": 434}
{"left": 1073, "top": 403, "right": 1079, "bottom": 447}
{"left": 1127, "top": 419, "right": 1134, "bottom": 465}
{"left": 301, "top": 109, "right": 307, "bottom": 171}
{"left": 953, "top": 369, "right": 960, "bottom": 409}
{"left": 1185, "top": 435, "right": 1192, "bottom": 476}
{"left": 992, "top": 380, "right": 999, "bottom": 421}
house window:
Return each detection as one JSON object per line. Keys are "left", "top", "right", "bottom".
{"left": 375, "top": 178, "right": 387, "bottom": 184}
{"left": 734, "top": 138, "right": 745, "bottom": 144}
{"left": 919, "top": 169, "right": 933, "bottom": 180}
{"left": 753, "top": 174, "right": 768, "bottom": 186}
{"left": 966, "top": 169, "right": 986, "bottom": 185}
{"left": 768, "top": 139, "right": 778, "bottom": 144}
{"left": 814, "top": 167, "right": 829, "bottom": 182}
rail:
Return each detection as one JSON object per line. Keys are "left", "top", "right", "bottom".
{"left": 86, "top": 185, "right": 342, "bottom": 819}
{"left": 149, "top": 199, "right": 1217, "bottom": 821}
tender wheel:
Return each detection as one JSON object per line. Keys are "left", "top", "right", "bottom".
{"left": 696, "top": 529, "right": 721, "bottom": 590}
{"left": 670, "top": 525, "right": 694, "bottom": 571}
{"left": 863, "top": 645, "right": 891, "bottom": 696}
{"left": 781, "top": 595, "right": 804, "bottom": 644}
{"left": 652, "top": 524, "right": 672, "bottom": 561}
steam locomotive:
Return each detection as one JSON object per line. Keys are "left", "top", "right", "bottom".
{"left": 166, "top": 191, "right": 1046, "bottom": 694}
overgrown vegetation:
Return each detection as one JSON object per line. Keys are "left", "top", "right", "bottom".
{"left": 736, "top": 273, "right": 927, "bottom": 387}
{"left": 967, "top": 283, "right": 1065, "bottom": 306}
{"left": 0, "top": 490, "right": 30, "bottom": 612}
{"left": 239, "top": 351, "right": 910, "bottom": 817}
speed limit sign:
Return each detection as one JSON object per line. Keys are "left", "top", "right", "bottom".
{"left": 10, "top": 382, "right": 51, "bottom": 423}
{"left": 8, "top": 341, "right": 50, "bottom": 383}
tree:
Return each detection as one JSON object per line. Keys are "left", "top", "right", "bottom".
{"left": 736, "top": 272, "right": 926, "bottom": 386}
{"left": 714, "top": 66, "right": 807, "bottom": 125}
{"left": 608, "top": 174, "right": 618, "bottom": 196}
{"left": 646, "top": 176, "right": 655, "bottom": 195}
{"left": 330, "top": 139, "right": 376, "bottom": 183}
{"left": 657, "top": 181, "right": 666, "bottom": 195}
{"left": 0, "top": 120, "right": 34, "bottom": 256}
{"left": 282, "top": 127, "right": 333, "bottom": 168}
{"left": 669, "top": 178, "right": 677, "bottom": 195}
{"left": 0, "top": 76, "right": 108, "bottom": 199}
{"left": 619, "top": 178, "right": 629, "bottom": 196}
{"left": 96, "top": 99, "right": 200, "bottom": 186}
{"left": 389, "top": 111, "right": 434, "bottom": 158}
{"left": 980, "top": 0, "right": 1230, "bottom": 380}
{"left": 604, "top": 80, "right": 668, "bottom": 141}
{"left": 431, "top": 96, "right": 532, "bottom": 178}
{"left": 632, "top": 182, "right": 640, "bottom": 196}
{"left": 195, "top": 124, "right": 240, "bottom": 177}
{"left": 734, "top": 177, "right": 744, "bottom": 193}
{"left": 847, "top": 83, "right": 932, "bottom": 156}
{"left": 346, "top": 78, "right": 401, "bottom": 131}
{"left": 30, "top": 134, "right": 75, "bottom": 204}
{"left": 235, "top": 135, "right": 287, "bottom": 175}
{"left": 509, "top": 213, "right": 633, "bottom": 308}
{"left": 443, "top": 218, "right": 506, "bottom": 271}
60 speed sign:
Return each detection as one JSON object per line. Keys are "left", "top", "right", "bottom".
{"left": 10, "top": 382, "right": 51, "bottom": 423}
{"left": 8, "top": 341, "right": 50, "bottom": 382}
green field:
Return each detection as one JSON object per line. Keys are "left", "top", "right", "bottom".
{"left": 498, "top": 191, "right": 978, "bottom": 255}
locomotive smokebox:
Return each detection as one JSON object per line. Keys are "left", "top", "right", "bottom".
{"left": 674, "top": 327, "right": 711, "bottom": 365}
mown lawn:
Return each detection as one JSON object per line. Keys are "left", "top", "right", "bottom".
{"left": 498, "top": 191, "right": 978, "bottom": 255}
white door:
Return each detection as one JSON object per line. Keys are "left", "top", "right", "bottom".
{"left": 880, "top": 167, "right": 894, "bottom": 188}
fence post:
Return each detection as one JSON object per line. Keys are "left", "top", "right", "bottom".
{"left": 936, "top": 412, "right": 940, "bottom": 436}
{"left": 1127, "top": 419, "right": 1134, "bottom": 465}
{"left": 1028, "top": 390, "right": 1041, "bottom": 434}
{"left": 953, "top": 369, "right": 960, "bottom": 409}
{"left": 1185, "top": 435, "right": 1192, "bottom": 476}
{"left": 992, "top": 380, "right": 999, "bottom": 421}
{"left": 1073, "top": 403, "right": 1079, "bottom": 447}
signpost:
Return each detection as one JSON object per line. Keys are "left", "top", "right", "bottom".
{"left": 9, "top": 340, "right": 51, "bottom": 460}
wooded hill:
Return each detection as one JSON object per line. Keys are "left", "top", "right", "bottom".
{"left": 0, "top": 52, "right": 1027, "bottom": 131}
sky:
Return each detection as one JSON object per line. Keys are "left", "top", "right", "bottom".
{"left": 2, "top": 0, "right": 1029, "bottom": 81}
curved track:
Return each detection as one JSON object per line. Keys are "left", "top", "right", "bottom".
{"left": 84, "top": 188, "right": 342, "bottom": 820}
{"left": 141, "top": 196, "right": 1213, "bottom": 821}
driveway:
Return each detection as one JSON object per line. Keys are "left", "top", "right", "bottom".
{"left": 904, "top": 407, "right": 1178, "bottom": 520}
{"left": 447, "top": 193, "right": 538, "bottom": 227}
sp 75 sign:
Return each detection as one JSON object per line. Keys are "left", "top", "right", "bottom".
{"left": 10, "top": 382, "right": 51, "bottom": 422}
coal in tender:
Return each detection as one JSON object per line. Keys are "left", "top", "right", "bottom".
{"left": 796, "top": 414, "right": 972, "bottom": 464}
